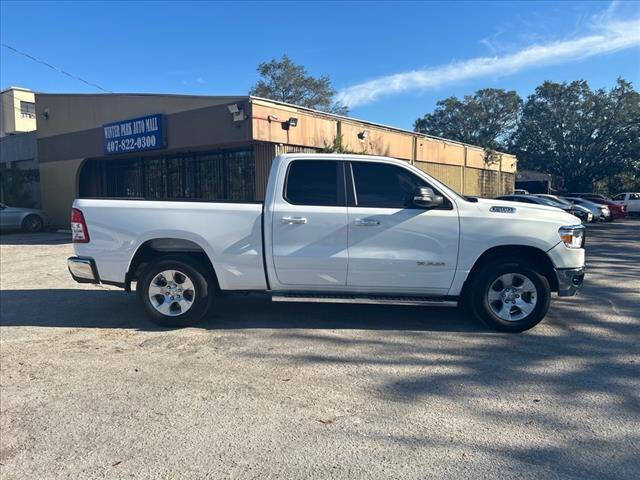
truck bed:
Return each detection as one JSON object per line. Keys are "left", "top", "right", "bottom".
{"left": 73, "top": 199, "right": 267, "bottom": 290}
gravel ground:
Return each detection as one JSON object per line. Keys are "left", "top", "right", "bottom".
{"left": 1, "top": 220, "right": 639, "bottom": 479}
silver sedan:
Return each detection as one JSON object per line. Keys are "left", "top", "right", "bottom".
{"left": 0, "top": 203, "right": 50, "bottom": 232}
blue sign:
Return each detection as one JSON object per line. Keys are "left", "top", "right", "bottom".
{"left": 103, "top": 114, "right": 166, "bottom": 155}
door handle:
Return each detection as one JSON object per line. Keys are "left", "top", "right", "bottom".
{"left": 281, "top": 216, "right": 308, "bottom": 224}
{"left": 354, "top": 218, "right": 380, "bottom": 226}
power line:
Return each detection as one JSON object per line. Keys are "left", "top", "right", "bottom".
{"left": 1, "top": 43, "right": 112, "bottom": 93}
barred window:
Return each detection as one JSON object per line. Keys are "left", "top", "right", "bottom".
{"left": 20, "top": 101, "right": 36, "bottom": 118}
{"left": 79, "top": 148, "right": 256, "bottom": 202}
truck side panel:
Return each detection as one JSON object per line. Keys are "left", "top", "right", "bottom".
{"left": 73, "top": 199, "right": 267, "bottom": 290}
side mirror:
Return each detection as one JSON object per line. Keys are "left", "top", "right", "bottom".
{"left": 413, "top": 187, "right": 443, "bottom": 208}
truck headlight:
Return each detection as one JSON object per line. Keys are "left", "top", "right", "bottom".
{"left": 559, "top": 225, "right": 585, "bottom": 249}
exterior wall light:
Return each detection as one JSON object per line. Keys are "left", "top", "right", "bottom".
{"left": 288, "top": 117, "right": 298, "bottom": 127}
{"left": 227, "top": 103, "right": 245, "bottom": 122}
{"left": 357, "top": 130, "right": 368, "bottom": 140}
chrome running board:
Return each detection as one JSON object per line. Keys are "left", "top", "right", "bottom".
{"left": 271, "top": 294, "right": 457, "bottom": 307}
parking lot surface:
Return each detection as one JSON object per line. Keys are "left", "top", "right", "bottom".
{"left": 1, "top": 221, "right": 639, "bottom": 479}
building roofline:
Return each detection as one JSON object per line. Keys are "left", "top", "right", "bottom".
{"left": 34, "top": 92, "right": 248, "bottom": 100}
{"left": 1, "top": 86, "right": 34, "bottom": 94}
{"left": 27, "top": 91, "right": 512, "bottom": 156}
{"left": 249, "top": 95, "right": 513, "bottom": 155}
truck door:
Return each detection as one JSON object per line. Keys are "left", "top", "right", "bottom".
{"left": 271, "top": 160, "right": 348, "bottom": 286}
{"left": 346, "top": 161, "right": 459, "bottom": 294}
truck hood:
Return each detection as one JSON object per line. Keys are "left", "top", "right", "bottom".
{"left": 474, "top": 198, "right": 581, "bottom": 225}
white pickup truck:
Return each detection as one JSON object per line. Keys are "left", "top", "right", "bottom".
{"left": 68, "top": 154, "right": 586, "bottom": 332}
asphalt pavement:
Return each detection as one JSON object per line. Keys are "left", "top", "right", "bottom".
{"left": 0, "top": 220, "right": 638, "bottom": 479}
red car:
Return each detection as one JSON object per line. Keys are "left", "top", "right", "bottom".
{"left": 567, "top": 193, "right": 626, "bottom": 220}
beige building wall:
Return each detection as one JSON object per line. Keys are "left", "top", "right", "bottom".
{"left": 1, "top": 87, "right": 36, "bottom": 137}
{"left": 249, "top": 97, "right": 517, "bottom": 196}
{"left": 39, "top": 158, "right": 84, "bottom": 225}
{"left": 251, "top": 102, "right": 338, "bottom": 148}
{"left": 415, "top": 162, "right": 464, "bottom": 194}
{"left": 35, "top": 94, "right": 246, "bottom": 139}
{"left": 36, "top": 94, "right": 517, "bottom": 224}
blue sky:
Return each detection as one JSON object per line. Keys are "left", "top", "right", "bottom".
{"left": 1, "top": 1, "right": 639, "bottom": 129}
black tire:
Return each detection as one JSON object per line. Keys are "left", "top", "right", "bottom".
{"left": 468, "top": 259, "right": 551, "bottom": 333}
{"left": 137, "top": 256, "right": 213, "bottom": 327}
{"left": 21, "top": 214, "right": 43, "bottom": 233}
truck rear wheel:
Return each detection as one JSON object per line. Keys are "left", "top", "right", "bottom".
{"left": 137, "top": 256, "right": 212, "bottom": 327}
{"left": 469, "top": 260, "right": 551, "bottom": 333}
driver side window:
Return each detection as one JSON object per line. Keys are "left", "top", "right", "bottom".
{"left": 350, "top": 162, "right": 449, "bottom": 209}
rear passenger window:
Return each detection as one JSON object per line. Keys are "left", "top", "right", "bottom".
{"left": 285, "top": 161, "right": 342, "bottom": 206}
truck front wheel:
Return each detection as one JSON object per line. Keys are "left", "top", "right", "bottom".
{"left": 469, "top": 260, "right": 551, "bottom": 333}
{"left": 137, "top": 256, "right": 212, "bottom": 327}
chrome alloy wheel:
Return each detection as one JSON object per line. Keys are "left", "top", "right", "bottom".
{"left": 147, "top": 270, "right": 196, "bottom": 316}
{"left": 487, "top": 273, "right": 538, "bottom": 322}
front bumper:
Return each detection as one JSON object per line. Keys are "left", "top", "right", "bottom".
{"left": 555, "top": 266, "right": 585, "bottom": 296}
{"left": 67, "top": 256, "right": 100, "bottom": 284}
{"left": 572, "top": 210, "right": 591, "bottom": 223}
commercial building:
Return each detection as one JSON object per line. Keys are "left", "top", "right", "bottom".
{"left": 35, "top": 93, "right": 517, "bottom": 226}
{"left": 0, "top": 87, "right": 40, "bottom": 206}
{"left": 1, "top": 86, "right": 37, "bottom": 138}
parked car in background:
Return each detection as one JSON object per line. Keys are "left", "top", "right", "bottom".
{"left": 0, "top": 204, "right": 49, "bottom": 232}
{"left": 513, "top": 189, "right": 530, "bottom": 195}
{"left": 612, "top": 192, "right": 640, "bottom": 216}
{"left": 566, "top": 193, "right": 607, "bottom": 201}
{"left": 565, "top": 193, "right": 626, "bottom": 219}
{"left": 584, "top": 198, "right": 625, "bottom": 220}
{"left": 495, "top": 195, "right": 588, "bottom": 222}
{"left": 533, "top": 195, "right": 594, "bottom": 223}
{"left": 563, "top": 197, "right": 611, "bottom": 222}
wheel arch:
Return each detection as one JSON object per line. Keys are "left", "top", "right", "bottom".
{"left": 126, "top": 237, "right": 220, "bottom": 292}
{"left": 463, "top": 245, "right": 558, "bottom": 296}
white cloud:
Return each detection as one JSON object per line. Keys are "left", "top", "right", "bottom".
{"left": 195, "top": 77, "right": 205, "bottom": 84}
{"left": 336, "top": 8, "right": 640, "bottom": 108}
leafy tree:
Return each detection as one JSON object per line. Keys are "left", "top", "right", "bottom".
{"left": 513, "top": 79, "right": 640, "bottom": 192}
{"left": 320, "top": 134, "right": 349, "bottom": 153}
{"left": 413, "top": 89, "right": 522, "bottom": 150}
{"left": 320, "top": 134, "right": 364, "bottom": 154}
{"left": 250, "top": 55, "right": 348, "bottom": 115}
